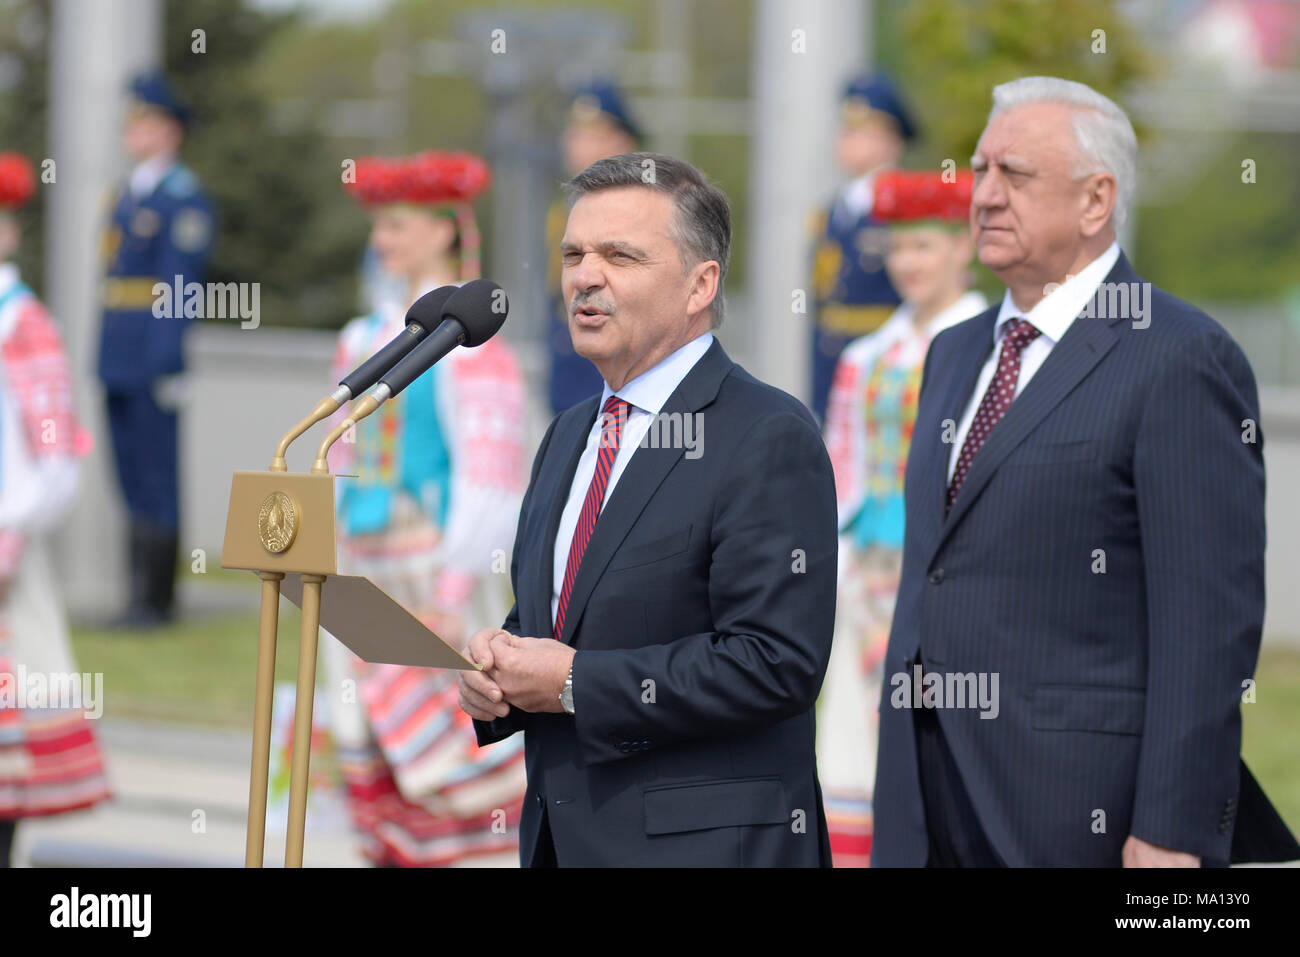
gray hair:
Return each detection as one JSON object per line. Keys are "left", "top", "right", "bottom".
{"left": 988, "top": 76, "right": 1137, "bottom": 231}
{"left": 563, "top": 151, "right": 731, "bottom": 327}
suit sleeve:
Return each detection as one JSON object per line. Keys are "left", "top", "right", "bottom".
{"left": 1129, "top": 327, "right": 1265, "bottom": 861}
{"left": 570, "top": 409, "right": 839, "bottom": 765}
{"left": 473, "top": 413, "right": 559, "bottom": 748}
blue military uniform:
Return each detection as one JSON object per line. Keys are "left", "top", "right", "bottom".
{"left": 547, "top": 81, "right": 639, "bottom": 414}
{"left": 97, "top": 72, "right": 213, "bottom": 626}
{"left": 809, "top": 73, "right": 917, "bottom": 423}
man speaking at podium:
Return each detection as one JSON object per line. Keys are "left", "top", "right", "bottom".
{"left": 458, "top": 153, "right": 839, "bottom": 867}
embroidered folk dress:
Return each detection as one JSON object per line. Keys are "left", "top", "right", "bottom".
{"left": 819, "top": 290, "right": 986, "bottom": 867}
{"left": 0, "top": 263, "right": 109, "bottom": 821}
{"left": 321, "top": 289, "right": 529, "bottom": 866}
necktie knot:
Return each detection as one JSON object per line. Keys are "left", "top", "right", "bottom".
{"left": 600, "top": 396, "right": 631, "bottom": 450}
{"left": 1002, "top": 317, "right": 1041, "bottom": 353}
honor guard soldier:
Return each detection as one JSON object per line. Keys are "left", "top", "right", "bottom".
{"left": 545, "top": 81, "right": 640, "bottom": 414}
{"left": 808, "top": 72, "right": 917, "bottom": 423}
{"left": 97, "top": 71, "right": 214, "bottom": 628}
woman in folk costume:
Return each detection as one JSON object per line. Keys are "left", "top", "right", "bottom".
{"left": 0, "top": 153, "right": 107, "bottom": 866}
{"left": 818, "top": 169, "right": 987, "bottom": 867}
{"left": 321, "top": 150, "right": 528, "bottom": 866}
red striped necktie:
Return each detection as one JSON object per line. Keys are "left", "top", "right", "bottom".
{"left": 554, "top": 395, "right": 631, "bottom": 641}
{"left": 947, "top": 317, "right": 1041, "bottom": 512}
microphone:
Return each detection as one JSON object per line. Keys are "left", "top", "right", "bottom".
{"left": 268, "top": 284, "right": 458, "bottom": 471}
{"left": 379, "top": 279, "right": 509, "bottom": 397}
{"left": 310, "top": 280, "right": 509, "bottom": 473}
{"left": 335, "top": 285, "right": 457, "bottom": 399}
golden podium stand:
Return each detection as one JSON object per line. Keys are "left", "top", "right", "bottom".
{"left": 220, "top": 394, "right": 476, "bottom": 868}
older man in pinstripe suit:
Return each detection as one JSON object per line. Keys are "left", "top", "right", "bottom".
{"left": 871, "top": 76, "right": 1299, "bottom": 867}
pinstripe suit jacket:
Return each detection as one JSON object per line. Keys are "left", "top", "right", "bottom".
{"left": 872, "top": 251, "right": 1299, "bottom": 866}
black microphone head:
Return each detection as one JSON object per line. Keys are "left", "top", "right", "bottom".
{"left": 405, "top": 285, "right": 458, "bottom": 333}
{"left": 442, "top": 279, "right": 508, "bottom": 347}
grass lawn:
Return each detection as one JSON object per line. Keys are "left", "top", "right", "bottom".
{"left": 1242, "top": 645, "right": 1300, "bottom": 837}
{"left": 71, "top": 606, "right": 309, "bottom": 728}
{"left": 69, "top": 614, "right": 1300, "bottom": 840}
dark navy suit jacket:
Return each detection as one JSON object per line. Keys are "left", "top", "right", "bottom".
{"left": 872, "top": 251, "right": 1300, "bottom": 867}
{"left": 474, "top": 339, "right": 839, "bottom": 867}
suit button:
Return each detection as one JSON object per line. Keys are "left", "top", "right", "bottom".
{"left": 618, "top": 741, "right": 630, "bottom": 753}
{"left": 929, "top": 569, "right": 945, "bottom": 584}
{"left": 535, "top": 794, "right": 544, "bottom": 809}
{"left": 643, "top": 740, "right": 651, "bottom": 749}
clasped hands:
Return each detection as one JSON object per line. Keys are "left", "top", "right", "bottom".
{"left": 458, "top": 626, "right": 575, "bottom": 719}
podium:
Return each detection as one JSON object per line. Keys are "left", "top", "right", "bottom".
{"left": 220, "top": 398, "right": 476, "bottom": 868}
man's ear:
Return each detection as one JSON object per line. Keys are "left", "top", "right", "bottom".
{"left": 1079, "top": 172, "right": 1117, "bottom": 239}
{"left": 687, "top": 260, "right": 720, "bottom": 319}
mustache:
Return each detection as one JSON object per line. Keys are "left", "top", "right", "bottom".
{"left": 570, "top": 292, "right": 617, "bottom": 316}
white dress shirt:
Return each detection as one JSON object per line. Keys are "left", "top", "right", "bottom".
{"left": 947, "top": 242, "right": 1120, "bottom": 481}
{"left": 551, "top": 331, "right": 714, "bottom": 625}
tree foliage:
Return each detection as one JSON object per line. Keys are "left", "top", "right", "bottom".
{"left": 163, "top": 0, "right": 367, "bottom": 329}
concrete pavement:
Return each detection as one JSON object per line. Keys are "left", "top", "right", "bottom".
{"left": 12, "top": 717, "right": 367, "bottom": 868}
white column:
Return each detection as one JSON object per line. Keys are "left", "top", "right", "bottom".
{"left": 48, "top": 0, "right": 161, "bottom": 615}
{"left": 747, "top": 0, "right": 867, "bottom": 402}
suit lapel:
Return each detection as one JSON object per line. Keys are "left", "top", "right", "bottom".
{"left": 555, "top": 339, "right": 733, "bottom": 645}
{"left": 930, "top": 254, "right": 1137, "bottom": 557}
{"left": 911, "top": 311, "right": 995, "bottom": 562}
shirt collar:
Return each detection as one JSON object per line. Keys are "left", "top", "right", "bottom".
{"left": 869, "top": 290, "right": 989, "bottom": 354}
{"left": 129, "top": 154, "right": 179, "bottom": 200}
{"left": 993, "top": 241, "right": 1121, "bottom": 346}
{"left": 928, "top": 290, "right": 990, "bottom": 336}
{"left": 600, "top": 331, "right": 714, "bottom": 417}
{"left": 840, "top": 169, "right": 879, "bottom": 220}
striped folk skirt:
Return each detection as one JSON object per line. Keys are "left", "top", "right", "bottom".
{"left": 0, "top": 625, "right": 111, "bottom": 820}
{"left": 323, "top": 507, "right": 526, "bottom": 867}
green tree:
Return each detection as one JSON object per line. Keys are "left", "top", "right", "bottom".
{"left": 1136, "top": 131, "right": 1300, "bottom": 303}
{"left": 163, "top": 0, "right": 367, "bottom": 329}
{"left": 888, "top": 0, "right": 1154, "bottom": 165}
{"left": 0, "top": 0, "right": 51, "bottom": 296}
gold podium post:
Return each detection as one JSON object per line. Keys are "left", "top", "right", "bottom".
{"left": 246, "top": 570, "right": 283, "bottom": 866}
{"left": 284, "top": 573, "right": 324, "bottom": 867}
{"left": 223, "top": 387, "right": 387, "bottom": 867}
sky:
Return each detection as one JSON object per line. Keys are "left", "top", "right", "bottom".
{"left": 248, "top": 0, "right": 388, "bottom": 23}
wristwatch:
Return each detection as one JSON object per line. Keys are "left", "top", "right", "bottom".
{"left": 559, "top": 667, "right": 575, "bottom": 715}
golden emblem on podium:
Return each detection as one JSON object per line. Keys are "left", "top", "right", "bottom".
{"left": 257, "top": 490, "right": 298, "bottom": 554}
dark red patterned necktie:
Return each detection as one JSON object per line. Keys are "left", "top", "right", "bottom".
{"left": 554, "top": 395, "right": 631, "bottom": 640}
{"left": 947, "top": 317, "right": 1041, "bottom": 512}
